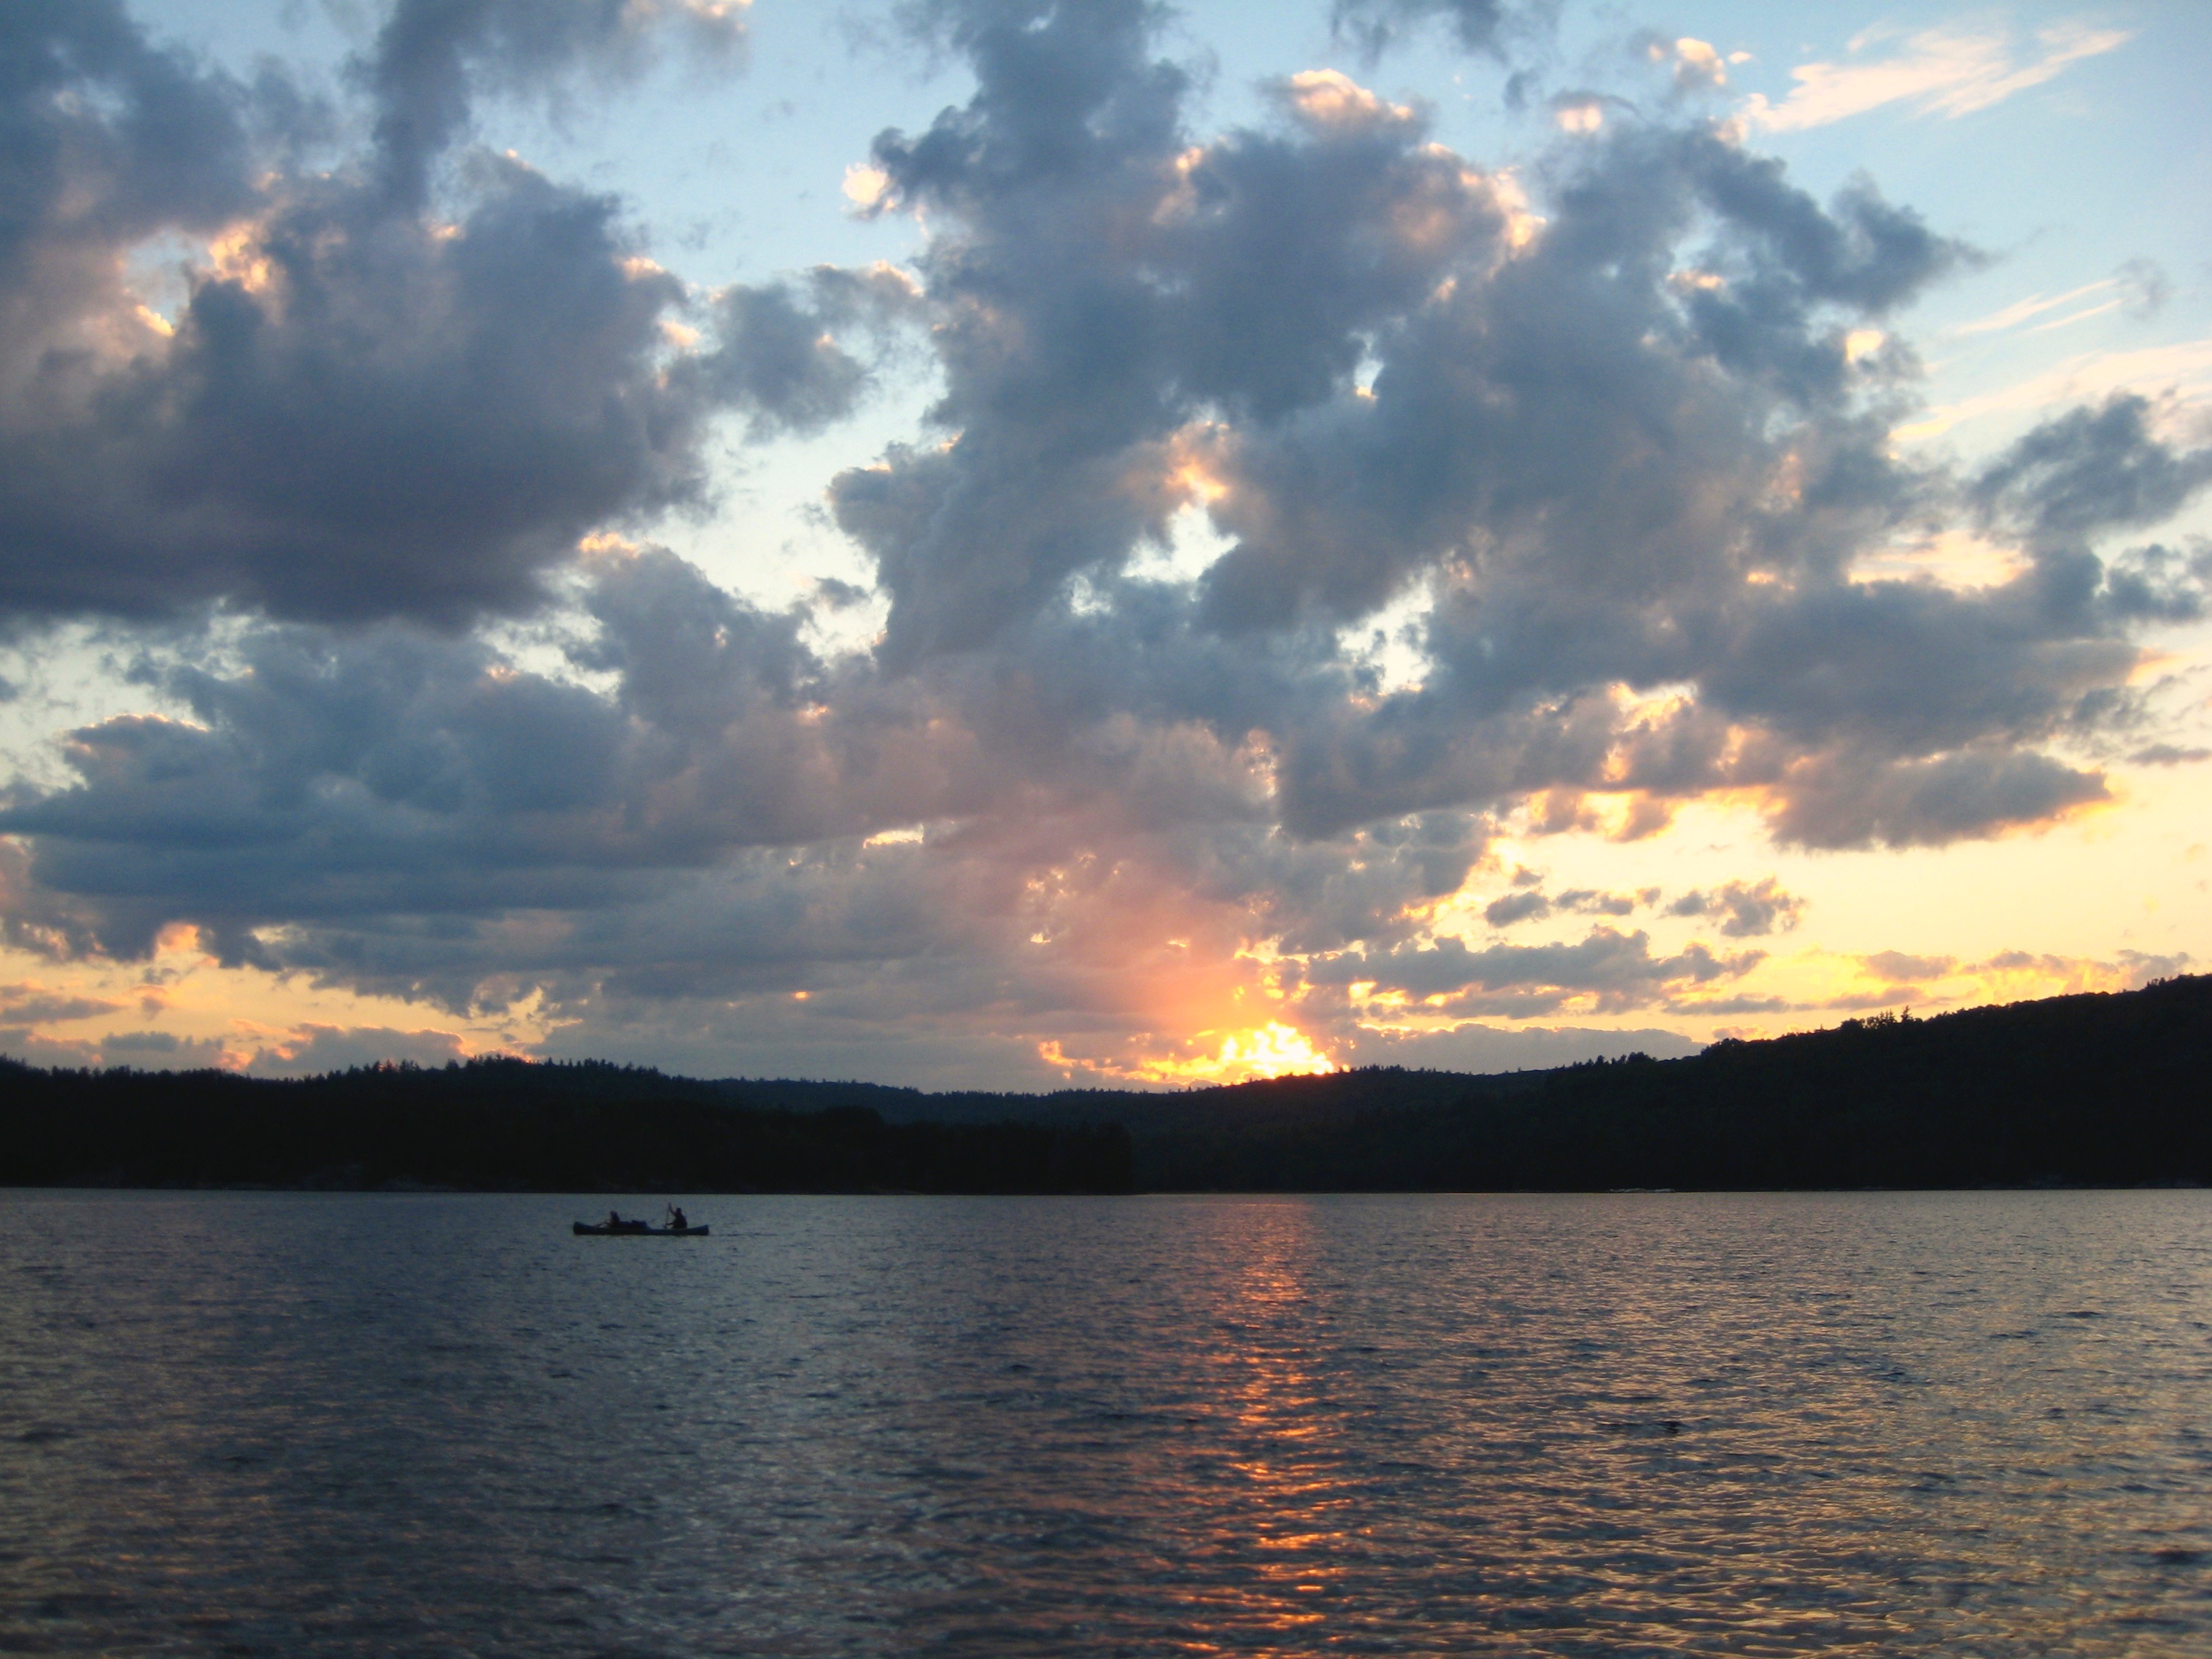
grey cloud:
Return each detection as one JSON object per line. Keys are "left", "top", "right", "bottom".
{"left": 98, "top": 1029, "right": 194, "bottom": 1054}
{"left": 0, "top": 1026, "right": 226, "bottom": 1070}
{"left": 1310, "top": 924, "right": 1758, "bottom": 1015}
{"left": 676, "top": 265, "right": 920, "bottom": 439}
{"left": 1484, "top": 884, "right": 1637, "bottom": 927}
{"left": 2099, "top": 542, "right": 2212, "bottom": 624}
{"left": 798, "top": 5, "right": 2157, "bottom": 857}
{"left": 0, "top": 0, "right": 863, "bottom": 627}
{"left": 1193, "top": 127, "right": 1966, "bottom": 643}
{"left": 2129, "top": 743, "right": 2210, "bottom": 767}
{"left": 1483, "top": 889, "right": 1549, "bottom": 926}
{"left": 2117, "top": 257, "right": 2170, "bottom": 321}
{"left": 1973, "top": 396, "right": 2212, "bottom": 553}
{"left": 1556, "top": 887, "right": 1639, "bottom": 916}
{"left": 0, "top": 550, "right": 906, "bottom": 967}
{"left": 239, "top": 1022, "right": 480, "bottom": 1077}
{"left": 5, "top": 1, "right": 2210, "bottom": 1079}
{"left": 1330, "top": 1, "right": 1557, "bottom": 61}
{"left": 0, "top": 2, "right": 258, "bottom": 272}
{"left": 103, "top": 1032, "right": 230, "bottom": 1067}
{"left": 840, "top": 0, "right": 1512, "bottom": 662}
{"left": 1666, "top": 876, "right": 1803, "bottom": 936}
{"left": 0, "top": 547, "right": 1475, "bottom": 1013}
{"left": 1861, "top": 950, "right": 1954, "bottom": 983}
{"left": 362, "top": 0, "right": 746, "bottom": 206}
{"left": 1763, "top": 746, "right": 2107, "bottom": 849}
{"left": 0, "top": 987, "right": 122, "bottom": 1023}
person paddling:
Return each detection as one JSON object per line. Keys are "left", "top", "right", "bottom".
{"left": 666, "top": 1205, "right": 688, "bottom": 1231}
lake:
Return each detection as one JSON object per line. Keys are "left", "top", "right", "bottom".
{"left": 3, "top": 1190, "right": 2208, "bottom": 1655}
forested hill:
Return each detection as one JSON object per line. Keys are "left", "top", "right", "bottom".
{"left": 0, "top": 1059, "right": 1133, "bottom": 1195}
{"left": 1, "top": 974, "right": 2205, "bottom": 1191}
{"left": 1134, "top": 975, "right": 2212, "bottom": 1191}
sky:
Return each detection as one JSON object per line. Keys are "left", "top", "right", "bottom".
{"left": 0, "top": 0, "right": 2208, "bottom": 1089}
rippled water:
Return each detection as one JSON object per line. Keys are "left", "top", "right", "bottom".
{"left": 4, "top": 1191, "right": 2210, "bottom": 1655}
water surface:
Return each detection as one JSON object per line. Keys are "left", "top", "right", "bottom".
{"left": 3, "top": 1190, "right": 2208, "bottom": 1655}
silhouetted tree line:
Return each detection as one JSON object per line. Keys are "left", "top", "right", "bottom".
{"left": 2, "top": 975, "right": 2204, "bottom": 1191}
{"left": 1134, "top": 976, "right": 2212, "bottom": 1189}
{"left": 0, "top": 1056, "right": 1132, "bottom": 1194}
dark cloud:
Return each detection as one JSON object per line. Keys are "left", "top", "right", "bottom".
{"left": 0, "top": 1, "right": 2205, "bottom": 1082}
{"left": 1973, "top": 396, "right": 2212, "bottom": 553}
{"left": 1484, "top": 883, "right": 1640, "bottom": 927}
{"left": 239, "top": 1022, "right": 484, "bottom": 1078}
{"left": 0, "top": 1026, "right": 228, "bottom": 1070}
{"left": 1762, "top": 746, "right": 2108, "bottom": 849}
{"left": 1556, "top": 886, "right": 1641, "bottom": 916}
{"left": 1483, "top": 889, "right": 1550, "bottom": 927}
{"left": 1330, "top": 0, "right": 1557, "bottom": 61}
{"left": 0, "top": 986, "right": 122, "bottom": 1024}
{"left": 2098, "top": 541, "right": 2212, "bottom": 625}
{"left": 678, "top": 266, "right": 923, "bottom": 438}
{"left": 0, "top": 0, "right": 881, "bottom": 626}
{"left": 2128, "top": 743, "right": 2211, "bottom": 767}
{"left": 824, "top": 7, "right": 2103, "bottom": 865}
{"left": 1307, "top": 924, "right": 1759, "bottom": 1016}
{"left": 97, "top": 1029, "right": 196, "bottom": 1054}
{"left": 1666, "top": 876, "right": 1804, "bottom": 937}
{"left": 361, "top": 0, "right": 746, "bottom": 207}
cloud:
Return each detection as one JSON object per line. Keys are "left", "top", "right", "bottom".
{"left": 1761, "top": 746, "right": 2109, "bottom": 849}
{"left": 1483, "top": 889, "right": 1551, "bottom": 926}
{"left": 1743, "top": 20, "right": 2132, "bottom": 134}
{"left": 1956, "top": 277, "right": 2119, "bottom": 339}
{"left": 1484, "top": 884, "right": 1642, "bottom": 927}
{"left": 1898, "top": 337, "right": 2212, "bottom": 444}
{"left": 1308, "top": 924, "right": 1761, "bottom": 1016}
{"left": 0, "top": 1, "right": 2204, "bottom": 1084}
{"left": 1948, "top": 261, "right": 2168, "bottom": 341}
{"left": 1972, "top": 395, "right": 2212, "bottom": 552}
{"left": 360, "top": 0, "right": 748, "bottom": 206}
{"left": 2129, "top": 743, "right": 2211, "bottom": 767}
{"left": 1666, "top": 877, "right": 1805, "bottom": 937}
{"left": 98, "top": 1029, "right": 228, "bottom": 1064}
{"left": 236, "top": 1021, "right": 489, "bottom": 1078}
{"left": 1330, "top": 1, "right": 1557, "bottom": 61}
{"left": 0, "top": 985, "right": 123, "bottom": 1024}
{"left": 1860, "top": 950, "right": 1954, "bottom": 983}
{"left": 1632, "top": 33, "right": 1736, "bottom": 97}
{"left": 0, "top": 0, "right": 879, "bottom": 626}
{"left": 0, "top": 1026, "right": 230, "bottom": 1070}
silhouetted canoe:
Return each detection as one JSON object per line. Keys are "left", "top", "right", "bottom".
{"left": 572, "top": 1221, "right": 710, "bottom": 1237}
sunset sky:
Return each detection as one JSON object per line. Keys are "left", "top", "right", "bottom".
{"left": 1, "top": 0, "right": 2207, "bottom": 1088}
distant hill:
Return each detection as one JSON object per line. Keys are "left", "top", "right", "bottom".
{"left": 1129, "top": 976, "right": 2211, "bottom": 1191}
{"left": 1, "top": 975, "right": 2205, "bottom": 1191}
{"left": 0, "top": 1059, "right": 1133, "bottom": 1195}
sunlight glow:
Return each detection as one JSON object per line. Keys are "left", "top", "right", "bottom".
{"left": 1040, "top": 1022, "right": 1336, "bottom": 1086}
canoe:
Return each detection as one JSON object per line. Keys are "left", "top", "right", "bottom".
{"left": 572, "top": 1222, "right": 710, "bottom": 1236}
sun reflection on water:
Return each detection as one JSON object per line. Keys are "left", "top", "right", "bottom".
{"left": 4, "top": 1191, "right": 2210, "bottom": 1654}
